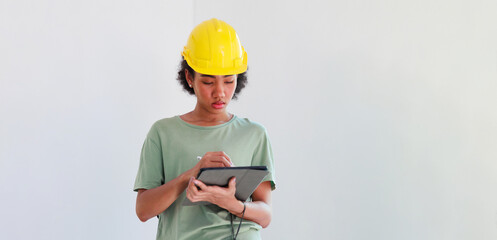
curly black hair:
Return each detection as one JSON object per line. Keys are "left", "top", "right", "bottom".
{"left": 176, "top": 58, "right": 248, "bottom": 100}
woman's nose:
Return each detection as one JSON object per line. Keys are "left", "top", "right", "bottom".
{"left": 213, "top": 83, "right": 225, "bottom": 98}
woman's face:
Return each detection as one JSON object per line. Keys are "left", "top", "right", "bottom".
{"left": 187, "top": 70, "right": 237, "bottom": 114}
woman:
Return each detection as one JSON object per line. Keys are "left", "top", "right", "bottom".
{"left": 133, "top": 18, "right": 276, "bottom": 240}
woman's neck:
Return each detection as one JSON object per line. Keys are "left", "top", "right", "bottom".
{"left": 180, "top": 110, "right": 233, "bottom": 126}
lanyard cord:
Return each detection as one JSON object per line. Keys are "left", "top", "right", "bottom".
{"left": 230, "top": 202, "right": 246, "bottom": 240}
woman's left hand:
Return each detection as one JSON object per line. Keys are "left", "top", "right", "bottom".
{"left": 186, "top": 177, "right": 241, "bottom": 211}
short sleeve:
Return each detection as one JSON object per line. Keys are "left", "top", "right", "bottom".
{"left": 252, "top": 127, "right": 276, "bottom": 190}
{"left": 133, "top": 125, "right": 164, "bottom": 192}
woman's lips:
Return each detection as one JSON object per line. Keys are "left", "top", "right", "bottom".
{"left": 212, "top": 101, "right": 225, "bottom": 109}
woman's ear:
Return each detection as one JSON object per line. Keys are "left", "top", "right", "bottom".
{"left": 185, "top": 69, "right": 193, "bottom": 88}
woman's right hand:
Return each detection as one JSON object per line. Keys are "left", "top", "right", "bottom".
{"left": 191, "top": 151, "right": 233, "bottom": 176}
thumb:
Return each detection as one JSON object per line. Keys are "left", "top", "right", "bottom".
{"left": 229, "top": 177, "right": 237, "bottom": 189}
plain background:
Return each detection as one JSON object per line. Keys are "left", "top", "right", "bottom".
{"left": 1, "top": 0, "right": 496, "bottom": 239}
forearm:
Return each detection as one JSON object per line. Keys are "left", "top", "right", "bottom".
{"left": 228, "top": 200, "right": 272, "bottom": 228}
{"left": 187, "top": 180, "right": 273, "bottom": 228}
{"left": 136, "top": 169, "right": 195, "bottom": 222}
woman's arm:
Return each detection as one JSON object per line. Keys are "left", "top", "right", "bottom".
{"left": 186, "top": 179, "right": 273, "bottom": 228}
{"left": 229, "top": 181, "right": 272, "bottom": 228}
{"left": 136, "top": 152, "right": 233, "bottom": 222}
{"left": 136, "top": 169, "right": 193, "bottom": 222}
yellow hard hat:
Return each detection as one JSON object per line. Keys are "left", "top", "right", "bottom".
{"left": 182, "top": 18, "right": 248, "bottom": 75}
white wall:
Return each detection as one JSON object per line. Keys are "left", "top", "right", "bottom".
{"left": 195, "top": 1, "right": 497, "bottom": 239}
{"left": 0, "top": 1, "right": 193, "bottom": 239}
{"left": 1, "top": 0, "right": 496, "bottom": 239}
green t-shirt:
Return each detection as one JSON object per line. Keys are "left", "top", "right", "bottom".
{"left": 134, "top": 115, "right": 276, "bottom": 240}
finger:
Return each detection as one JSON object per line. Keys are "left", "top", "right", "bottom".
{"left": 193, "top": 179, "right": 208, "bottom": 190}
{"left": 228, "top": 177, "right": 236, "bottom": 189}
{"left": 186, "top": 182, "right": 194, "bottom": 199}
{"left": 210, "top": 151, "right": 233, "bottom": 165}
{"left": 197, "top": 152, "right": 212, "bottom": 163}
{"left": 213, "top": 156, "right": 232, "bottom": 167}
{"left": 186, "top": 188, "right": 193, "bottom": 200}
{"left": 187, "top": 191, "right": 198, "bottom": 202}
{"left": 205, "top": 157, "right": 232, "bottom": 167}
{"left": 187, "top": 181, "right": 202, "bottom": 202}
{"left": 189, "top": 177, "right": 200, "bottom": 194}
{"left": 219, "top": 151, "right": 233, "bottom": 165}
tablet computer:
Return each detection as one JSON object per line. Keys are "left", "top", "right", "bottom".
{"left": 183, "top": 166, "right": 269, "bottom": 206}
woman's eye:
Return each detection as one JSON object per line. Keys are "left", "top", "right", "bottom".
{"left": 202, "top": 82, "right": 213, "bottom": 85}
{"left": 225, "top": 81, "right": 234, "bottom": 84}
